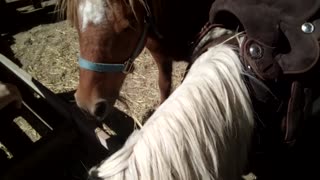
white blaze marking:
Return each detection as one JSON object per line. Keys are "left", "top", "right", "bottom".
{"left": 78, "top": 0, "right": 107, "bottom": 31}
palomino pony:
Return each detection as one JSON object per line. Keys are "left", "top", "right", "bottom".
{"left": 87, "top": 39, "right": 255, "bottom": 180}
{"left": 57, "top": 0, "right": 214, "bottom": 120}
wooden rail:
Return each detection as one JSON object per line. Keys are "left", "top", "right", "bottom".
{"left": 0, "top": 54, "right": 127, "bottom": 179}
{"left": 0, "top": 54, "right": 113, "bottom": 150}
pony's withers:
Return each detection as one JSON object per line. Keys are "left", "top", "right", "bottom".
{"left": 89, "top": 44, "right": 255, "bottom": 180}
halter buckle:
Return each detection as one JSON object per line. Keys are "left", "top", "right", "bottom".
{"left": 123, "top": 59, "right": 134, "bottom": 74}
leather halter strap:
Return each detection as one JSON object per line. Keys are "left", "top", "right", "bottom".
{"left": 79, "top": 20, "right": 149, "bottom": 74}
{"left": 78, "top": 0, "right": 160, "bottom": 74}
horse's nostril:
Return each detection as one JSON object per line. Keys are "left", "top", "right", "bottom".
{"left": 93, "top": 101, "right": 109, "bottom": 120}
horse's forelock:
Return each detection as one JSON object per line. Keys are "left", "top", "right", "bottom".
{"left": 56, "top": 0, "right": 148, "bottom": 27}
{"left": 56, "top": 0, "right": 80, "bottom": 27}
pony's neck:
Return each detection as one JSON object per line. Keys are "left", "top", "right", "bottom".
{"left": 90, "top": 45, "right": 254, "bottom": 180}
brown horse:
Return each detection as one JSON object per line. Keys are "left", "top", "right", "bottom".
{"left": 56, "top": 0, "right": 213, "bottom": 120}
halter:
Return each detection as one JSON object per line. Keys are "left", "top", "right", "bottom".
{"left": 78, "top": 1, "right": 160, "bottom": 74}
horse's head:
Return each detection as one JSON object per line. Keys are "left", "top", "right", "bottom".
{"left": 60, "top": 0, "right": 149, "bottom": 120}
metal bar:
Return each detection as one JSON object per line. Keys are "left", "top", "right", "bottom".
{"left": 21, "top": 100, "right": 53, "bottom": 131}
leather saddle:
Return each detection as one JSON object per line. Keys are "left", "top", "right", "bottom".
{"left": 191, "top": 0, "right": 320, "bottom": 147}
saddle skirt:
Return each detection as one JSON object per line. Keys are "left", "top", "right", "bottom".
{"left": 190, "top": 0, "right": 320, "bottom": 149}
{"left": 210, "top": 0, "right": 320, "bottom": 80}
{"left": 206, "top": 0, "right": 320, "bottom": 147}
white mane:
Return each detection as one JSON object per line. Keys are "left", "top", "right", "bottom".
{"left": 89, "top": 44, "right": 254, "bottom": 180}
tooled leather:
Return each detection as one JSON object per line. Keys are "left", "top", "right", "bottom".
{"left": 209, "top": 0, "right": 320, "bottom": 80}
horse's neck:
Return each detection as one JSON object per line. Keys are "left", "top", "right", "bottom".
{"left": 148, "top": 0, "right": 214, "bottom": 45}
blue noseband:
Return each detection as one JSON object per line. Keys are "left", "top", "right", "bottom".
{"left": 78, "top": 57, "right": 126, "bottom": 73}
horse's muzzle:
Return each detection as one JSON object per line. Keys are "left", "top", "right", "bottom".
{"left": 92, "top": 100, "right": 110, "bottom": 121}
{"left": 74, "top": 92, "right": 111, "bottom": 121}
